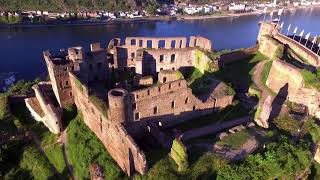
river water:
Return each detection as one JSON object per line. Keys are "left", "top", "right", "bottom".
{"left": 1, "top": 6, "right": 320, "bottom": 80}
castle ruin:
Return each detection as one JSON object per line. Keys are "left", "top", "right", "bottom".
{"left": 25, "top": 36, "right": 234, "bottom": 175}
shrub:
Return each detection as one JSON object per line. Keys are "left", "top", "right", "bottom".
{"left": 301, "top": 69, "right": 320, "bottom": 90}
{"left": 274, "top": 115, "right": 302, "bottom": 136}
{"left": 190, "top": 153, "right": 228, "bottom": 180}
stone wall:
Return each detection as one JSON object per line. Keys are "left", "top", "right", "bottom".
{"left": 266, "top": 60, "right": 304, "bottom": 97}
{"left": 44, "top": 50, "right": 75, "bottom": 107}
{"left": 158, "top": 70, "right": 181, "bottom": 83}
{"left": 69, "top": 73, "right": 147, "bottom": 176}
{"left": 125, "top": 37, "right": 188, "bottom": 49}
{"left": 30, "top": 82, "right": 62, "bottom": 134}
{"left": 258, "top": 22, "right": 320, "bottom": 67}
{"left": 218, "top": 47, "right": 258, "bottom": 68}
{"left": 129, "top": 79, "right": 230, "bottom": 128}
{"left": 258, "top": 36, "right": 283, "bottom": 59}
{"left": 189, "top": 36, "right": 212, "bottom": 50}
{"left": 274, "top": 33, "right": 320, "bottom": 67}
{"left": 265, "top": 60, "right": 320, "bottom": 118}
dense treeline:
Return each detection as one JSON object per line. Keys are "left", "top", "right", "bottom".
{"left": 0, "top": 0, "right": 173, "bottom": 12}
{"left": 0, "top": 0, "right": 275, "bottom": 12}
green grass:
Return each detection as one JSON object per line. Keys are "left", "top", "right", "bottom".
{"left": 172, "top": 101, "right": 249, "bottom": 132}
{"left": 261, "top": 61, "right": 273, "bottom": 85}
{"left": 89, "top": 95, "right": 108, "bottom": 117}
{"left": 44, "top": 143, "right": 66, "bottom": 175}
{"left": 20, "top": 145, "right": 56, "bottom": 180}
{"left": 214, "top": 51, "right": 268, "bottom": 88}
{"left": 216, "top": 129, "right": 251, "bottom": 149}
{"left": 67, "top": 114, "right": 125, "bottom": 179}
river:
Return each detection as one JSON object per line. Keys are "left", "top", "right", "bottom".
{"left": 1, "top": 6, "right": 320, "bottom": 80}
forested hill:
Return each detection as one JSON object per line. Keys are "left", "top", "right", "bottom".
{"left": 0, "top": 0, "right": 274, "bottom": 12}
{"left": 0, "top": 0, "right": 173, "bottom": 12}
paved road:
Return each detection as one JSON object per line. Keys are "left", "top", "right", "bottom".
{"left": 181, "top": 116, "right": 252, "bottom": 141}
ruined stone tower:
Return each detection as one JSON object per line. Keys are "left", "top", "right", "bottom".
{"left": 108, "top": 88, "right": 131, "bottom": 123}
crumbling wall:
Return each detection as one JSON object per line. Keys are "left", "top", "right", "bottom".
{"left": 266, "top": 60, "right": 304, "bottom": 97}
{"left": 143, "top": 48, "right": 194, "bottom": 74}
{"left": 189, "top": 36, "right": 212, "bottom": 50}
{"left": 257, "top": 22, "right": 279, "bottom": 42}
{"left": 124, "top": 37, "right": 187, "bottom": 49}
{"left": 69, "top": 73, "right": 147, "bottom": 176}
{"left": 44, "top": 50, "right": 74, "bottom": 107}
{"left": 31, "top": 82, "right": 62, "bottom": 134}
{"left": 258, "top": 35, "right": 284, "bottom": 59}
{"left": 129, "top": 79, "right": 227, "bottom": 127}
{"left": 158, "top": 70, "right": 182, "bottom": 83}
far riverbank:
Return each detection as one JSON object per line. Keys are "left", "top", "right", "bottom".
{"left": 1, "top": 5, "right": 320, "bottom": 28}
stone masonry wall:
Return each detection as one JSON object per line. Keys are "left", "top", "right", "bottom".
{"left": 44, "top": 51, "right": 74, "bottom": 107}
{"left": 32, "top": 83, "right": 62, "bottom": 134}
{"left": 266, "top": 60, "right": 304, "bottom": 97}
{"left": 129, "top": 79, "right": 228, "bottom": 127}
{"left": 69, "top": 73, "right": 147, "bottom": 176}
{"left": 258, "top": 35, "right": 282, "bottom": 59}
{"left": 274, "top": 33, "right": 320, "bottom": 67}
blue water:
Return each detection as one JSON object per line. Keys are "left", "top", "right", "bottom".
{"left": 1, "top": 6, "right": 320, "bottom": 80}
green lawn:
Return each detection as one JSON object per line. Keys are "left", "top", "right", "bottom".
{"left": 216, "top": 129, "right": 251, "bottom": 149}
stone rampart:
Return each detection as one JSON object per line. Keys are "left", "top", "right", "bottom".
{"left": 274, "top": 33, "right": 320, "bottom": 67}
{"left": 266, "top": 60, "right": 304, "bottom": 96}
{"left": 69, "top": 72, "right": 147, "bottom": 176}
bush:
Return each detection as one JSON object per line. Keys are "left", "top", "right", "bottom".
{"left": 274, "top": 115, "right": 302, "bottom": 136}
{"left": 301, "top": 69, "right": 320, "bottom": 91}
{"left": 190, "top": 153, "right": 228, "bottom": 180}
{"left": 6, "top": 80, "right": 35, "bottom": 96}
{"left": 217, "top": 136, "right": 312, "bottom": 179}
